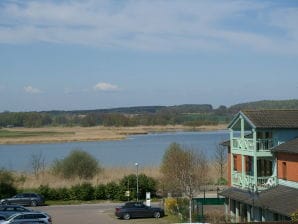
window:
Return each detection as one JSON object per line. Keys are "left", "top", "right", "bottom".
{"left": 245, "top": 156, "right": 252, "bottom": 175}
{"left": 35, "top": 214, "right": 46, "bottom": 218}
{"left": 16, "top": 207, "right": 26, "bottom": 212}
{"left": 233, "top": 155, "right": 237, "bottom": 171}
{"left": 282, "top": 162, "right": 287, "bottom": 180}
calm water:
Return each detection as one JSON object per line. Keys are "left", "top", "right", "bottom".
{"left": 0, "top": 130, "right": 228, "bottom": 171}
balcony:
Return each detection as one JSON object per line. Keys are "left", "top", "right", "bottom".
{"left": 232, "top": 171, "right": 277, "bottom": 190}
{"left": 232, "top": 138, "right": 277, "bottom": 152}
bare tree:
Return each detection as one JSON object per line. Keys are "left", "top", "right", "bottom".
{"left": 160, "top": 143, "right": 208, "bottom": 222}
{"left": 31, "top": 152, "right": 46, "bottom": 178}
{"left": 214, "top": 144, "right": 227, "bottom": 184}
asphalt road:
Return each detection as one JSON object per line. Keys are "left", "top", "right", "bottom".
{"left": 37, "top": 202, "right": 170, "bottom": 224}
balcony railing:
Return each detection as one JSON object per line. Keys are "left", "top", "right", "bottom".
{"left": 232, "top": 138, "right": 277, "bottom": 151}
{"left": 232, "top": 171, "right": 277, "bottom": 190}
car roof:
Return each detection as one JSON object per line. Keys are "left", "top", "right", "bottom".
{"left": 0, "top": 205, "right": 27, "bottom": 208}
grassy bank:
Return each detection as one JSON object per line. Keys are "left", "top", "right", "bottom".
{"left": 0, "top": 124, "right": 227, "bottom": 144}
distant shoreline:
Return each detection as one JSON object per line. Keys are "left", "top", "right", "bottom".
{"left": 0, "top": 124, "right": 227, "bottom": 145}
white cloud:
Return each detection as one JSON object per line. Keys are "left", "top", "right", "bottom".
{"left": 0, "top": 0, "right": 297, "bottom": 54}
{"left": 24, "top": 86, "right": 42, "bottom": 94}
{"left": 94, "top": 82, "right": 119, "bottom": 91}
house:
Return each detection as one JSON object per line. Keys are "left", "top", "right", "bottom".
{"left": 220, "top": 110, "right": 298, "bottom": 222}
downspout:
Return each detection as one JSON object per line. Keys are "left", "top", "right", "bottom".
{"left": 241, "top": 116, "right": 245, "bottom": 188}
{"left": 252, "top": 129, "right": 257, "bottom": 186}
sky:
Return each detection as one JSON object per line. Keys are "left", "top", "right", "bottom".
{"left": 0, "top": 0, "right": 298, "bottom": 112}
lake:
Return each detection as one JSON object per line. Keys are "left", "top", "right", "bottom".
{"left": 0, "top": 130, "right": 228, "bottom": 171}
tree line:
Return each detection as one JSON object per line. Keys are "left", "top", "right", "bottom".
{"left": 0, "top": 106, "right": 231, "bottom": 128}
{"left": 1, "top": 99, "right": 298, "bottom": 128}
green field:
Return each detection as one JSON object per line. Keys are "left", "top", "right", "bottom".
{"left": 0, "top": 129, "right": 74, "bottom": 138}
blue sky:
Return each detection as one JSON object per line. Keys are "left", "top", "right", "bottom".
{"left": 0, "top": 0, "right": 298, "bottom": 112}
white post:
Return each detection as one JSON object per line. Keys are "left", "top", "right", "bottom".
{"left": 135, "top": 162, "right": 139, "bottom": 201}
{"left": 189, "top": 198, "right": 192, "bottom": 223}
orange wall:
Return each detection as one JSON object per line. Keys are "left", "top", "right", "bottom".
{"left": 228, "top": 152, "right": 242, "bottom": 186}
{"left": 228, "top": 152, "right": 231, "bottom": 186}
{"left": 233, "top": 154, "right": 242, "bottom": 172}
{"left": 277, "top": 153, "right": 298, "bottom": 182}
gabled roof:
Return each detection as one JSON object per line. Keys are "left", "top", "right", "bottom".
{"left": 228, "top": 110, "right": 298, "bottom": 129}
{"left": 220, "top": 185, "right": 298, "bottom": 216}
{"left": 272, "top": 137, "right": 298, "bottom": 154}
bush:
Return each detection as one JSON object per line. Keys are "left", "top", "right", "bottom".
{"left": 164, "top": 197, "right": 189, "bottom": 222}
{"left": 0, "top": 182, "right": 17, "bottom": 199}
{"left": 105, "top": 182, "right": 120, "bottom": 200}
{"left": 51, "top": 149, "right": 101, "bottom": 180}
{"left": 56, "top": 188, "right": 70, "bottom": 201}
{"left": 217, "top": 177, "right": 228, "bottom": 185}
{"left": 164, "top": 197, "right": 178, "bottom": 215}
{"left": 0, "top": 169, "right": 17, "bottom": 198}
{"left": 68, "top": 183, "right": 95, "bottom": 201}
{"left": 94, "top": 184, "right": 106, "bottom": 200}
{"left": 118, "top": 174, "right": 157, "bottom": 201}
{"left": 79, "top": 183, "right": 94, "bottom": 201}
{"left": 292, "top": 210, "right": 298, "bottom": 221}
{"left": 37, "top": 185, "right": 51, "bottom": 199}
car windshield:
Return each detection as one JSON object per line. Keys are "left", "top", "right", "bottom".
{"left": 6, "top": 213, "right": 20, "bottom": 220}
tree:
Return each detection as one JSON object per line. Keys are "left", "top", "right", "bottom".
{"left": 160, "top": 143, "right": 208, "bottom": 222}
{"left": 31, "top": 152, "right": 46, "bottom": 178}
{"left": 51, "top": 149, "right": 102, "bottom": 180}
{"left": 214, "top": 144, "right": 227, "bottom": 184}
{"left": 119, "top": 174, "right": 157, "bottom": 201}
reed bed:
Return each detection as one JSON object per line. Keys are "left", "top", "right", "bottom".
{"left": 16, "top": 166, "right": 162, "bottom": 189}
{"left": 16, "top": 162, "right": 225, "bottom": 190}
{"left": 0, "top": 124, "right": 227, "bottom": 144}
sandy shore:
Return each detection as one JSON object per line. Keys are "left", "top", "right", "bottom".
{"left": 0, "top": 124, "right": 227, "bottom": 144}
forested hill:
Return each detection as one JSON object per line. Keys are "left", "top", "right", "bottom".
{"left": 229, "top": 99, "right": 298, "bottom": 113}
{"left": 1, "top": 99, "right": 298, "bottom": 128}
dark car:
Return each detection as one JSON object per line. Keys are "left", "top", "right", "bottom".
{"left": 0, "top": 205, "right": 32, "bottom": 220}
{"left": 115, "top": 201, "right": 164, "bottom": 220}
{"left": 0, "top": 193, "right": 45, "bottom": 207}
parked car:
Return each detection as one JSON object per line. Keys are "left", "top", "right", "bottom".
{"left": 0, "top": 212, "right": 52, "bottom": 224}
{"left": 0, "top": 193, "right": 45, "bottom": 207}
{"left": 0, "top": 205, "right": 33, "bottom": 220}
{"left": 115, "top": 201, "right": 164, "bottom": 220}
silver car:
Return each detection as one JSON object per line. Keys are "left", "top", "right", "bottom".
{"left": 0, "top": 212, "right": 52, "bottom": 224}
{"left": 0, "top": 205, "right": 32, "bottom": 220}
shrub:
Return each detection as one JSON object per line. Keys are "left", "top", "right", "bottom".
{"left": 292, "top": 210, "right": 298, "bottom": 221}
{"left": 119, "top": 174, "right": 157, "bottom": 200}
{"left": 37, "top": 185, "right": 51, "bottom": 199}
{"left": 105, "top": 182, "right": 120, "bottom": 200}
{"left": 56, "top": 187, "right": 70, "bottom": 201}
{"left": 79, "top": 183, "right": 94, "bottom": 201}
{"left": 164, "top": 197, "right": 189, "bottom": 222}
{"left": 94, "top": 184, "right": 106, "bottom": 200}
{"left": 51, "top": 149, "right": 101, "bottom": 180}
{"left": 217, "top": 177, "right": 228, "bottom": 185}
{"left": 164, "top": 197, "right": 178, "bottom": 215}
{"left": 68, "top": 183, "right": 95, "bottom": 201}
{"left": 0, "top": 169, "right": 17, "bottom": 198}
{"left": 0, "top": 182, "right": 17, "bottom": 198}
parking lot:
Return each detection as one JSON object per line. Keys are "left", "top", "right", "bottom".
{"left": 38, "top": 202, "right": 170, "bottom": 224}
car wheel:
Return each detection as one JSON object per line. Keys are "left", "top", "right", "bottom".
{"left": 1, "top": 200, "right": 8, "bottom": 205}
{"left": 31, "top": 200, "right": 37, "bottom": 207}
{"left": 123, "top": 213, "right": 131, "bottom": 220}
{"left": 153, "top": 211, "right": 161, "bottom": 218}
